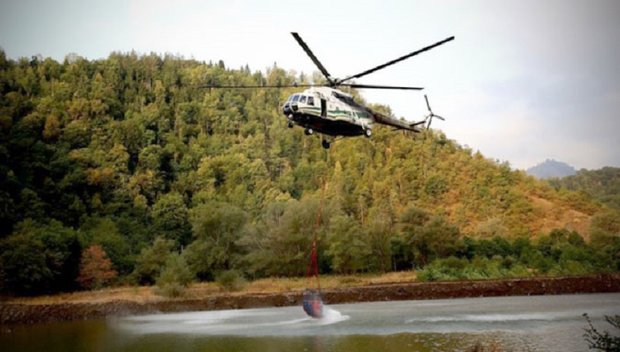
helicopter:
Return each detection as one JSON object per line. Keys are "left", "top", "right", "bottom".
{"left": 281, "top": 33, "right": 453, "bottom": 148}
{"left": 206, "top": 32, "right": 454, "bottom": 149}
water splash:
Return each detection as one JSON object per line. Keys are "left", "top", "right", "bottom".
{"left": 316, "top": 305, "right": 350, "bottom": 325}
{"left": 114, "top": 305, "right": 349, "bottom": 336}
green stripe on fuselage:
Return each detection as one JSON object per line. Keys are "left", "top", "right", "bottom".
{"left": 299, "top": 106, "right": 365, "bottom": 119}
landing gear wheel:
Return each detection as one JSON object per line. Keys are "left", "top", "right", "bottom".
{"left": 304, "top": 128, "right": 314, "bottom": 136}
{"left": 287, "top": 121, "right": 294, "bottom": 128}
{"left": 364, "top": 129, "right": 372, "bottom": 138}
{"left": 321, "top": 139, "right": 331, "bottom": 149}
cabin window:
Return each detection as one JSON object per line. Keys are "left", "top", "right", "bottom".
{"left": 307, "top": 96, "right": 314, "bottom": 106}
{"left": 299, "top": 95, "right": 307, "bottom": 104}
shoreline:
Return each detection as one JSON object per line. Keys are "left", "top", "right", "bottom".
{"left": 1, "top": 274, "right": 619, "bottom": 325}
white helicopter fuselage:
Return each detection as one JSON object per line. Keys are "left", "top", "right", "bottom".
{"left": 282, "top": 87, "right": 374, "bottom": 137}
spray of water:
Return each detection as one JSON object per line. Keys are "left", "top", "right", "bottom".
{"left": 115, "top": 305, "right": 350, "bottom": 336}
{"left": 316, "top": 305, "right": 350, "bottom": 325}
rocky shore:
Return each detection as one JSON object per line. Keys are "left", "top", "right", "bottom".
{"left": 1, "top": 274, "right": 619, "bottom": 325}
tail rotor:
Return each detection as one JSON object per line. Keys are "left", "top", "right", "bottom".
{"left": 424, "top": 94, "right": 445, "bottom": 129}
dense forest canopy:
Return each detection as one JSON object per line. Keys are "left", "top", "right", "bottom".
{"left": 0, "top": 51, "right": 618, "bottom": 295}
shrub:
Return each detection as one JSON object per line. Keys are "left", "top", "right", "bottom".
{"left": 216, "top": 270, "right": 246, "bottom": 291}
{"left": 416, "top": 266, "right": 443, "bottom": 282}
{"left": 154, "top": 253, "right": 193, "bottom": 298}
{"left": 417, "top": 255, "right": 533, "bottom": 282}
{"left": 133, "top": 237, "right": 175, "bottom": 285}
{"left": 417, "top": 257, "right": 471, "bottom": 281}
{"left": 583, "top": 313, "right": 620, "bottom": 351}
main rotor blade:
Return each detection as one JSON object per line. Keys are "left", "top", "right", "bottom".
{"left": 432, "top": 114, "right": 445, "bottom": 121}
{"left": 342, "top": 83, "right": 423, "bottom": 90}
{"left": 338, "top": 36, "right": 455, "bottom": 84}
{"left": 291, "top": 32, "right": 334, "bottom": 85}
{"left": 199, "top": 84, "right": 316, "bottom": 89}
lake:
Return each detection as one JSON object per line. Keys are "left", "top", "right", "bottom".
{"left": 2, "top": 293, "right": 619, "bottom": 351}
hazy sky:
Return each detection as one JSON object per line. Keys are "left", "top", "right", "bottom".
{"left": 1, "top": 0, "right": 619, "bottom": 170}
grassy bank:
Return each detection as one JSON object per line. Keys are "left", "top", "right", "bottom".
{"left": 2, "top": 274, "right": 618, "bottom": 326}
{"left": 3, "top": 271, "right": 417, "bottom": 305}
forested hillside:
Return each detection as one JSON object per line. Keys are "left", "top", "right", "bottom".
{"left": 1, "top": 51, "right": 618, "bottom": 295}
{"left": 549, "top": 167, "right": 620, "bottom": 211}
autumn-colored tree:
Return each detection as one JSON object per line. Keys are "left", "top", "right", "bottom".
{"left": 77, "top": 245, "right": 118, "bottom": 289}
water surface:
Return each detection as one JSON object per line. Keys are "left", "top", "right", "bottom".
{"left": 2, "top": 293, "right": 618, "bottom": 351}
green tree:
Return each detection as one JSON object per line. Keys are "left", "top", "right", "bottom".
{"left": 326, "top": 214, "right": 371, "bottom": 274}
{"left": 239, "top": 197, "right": 328, "bottom": 277}
{"left": 402, "top": 212, "right": 463, "bottom": 267}
{"left": 155, "top": 252, "right": 193, "bottom": 297}
{"left": 151, "top": 192, "right": 191, "bottom": 246}
{"left": 0, "top": 219, "right": 80, "bottom": 295}
{"left": 186, "top": 201, "right": 247, "bottom": 277}
{"left": 365, "top": 206, "right": 394, "bottom": 272}
{"left": 132, "top": 237, "right": 175, "bottom": 285}
{"left": 0, "top": 231, "right": 51, "bottom": 294}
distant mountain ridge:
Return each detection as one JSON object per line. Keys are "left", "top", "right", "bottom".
{"left": 527, "top": 159, "right": 577, "bottom": 179}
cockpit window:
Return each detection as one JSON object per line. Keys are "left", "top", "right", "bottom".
{"left": 291, "top": 94, "right": 300, "bottom": 102}
{"left": 299, "top": 95, "right": 307, "bottom": 103}
{"left": 307, "top": 96, "right": 314, "bottom": 106}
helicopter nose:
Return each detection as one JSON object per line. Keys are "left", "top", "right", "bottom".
{"left": 282, "top": 102, "right": 298, "bottom": 115}
{"left": 283, "top": 102, "right": 293, "bottom": 115}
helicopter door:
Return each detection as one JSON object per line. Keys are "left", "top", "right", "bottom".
{"left": 320, "top": 99, "right": 327, "bottom": 117}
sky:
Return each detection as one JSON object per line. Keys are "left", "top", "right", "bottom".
{"left": 1, "top": 0, "right": 619, "bottom": 170}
